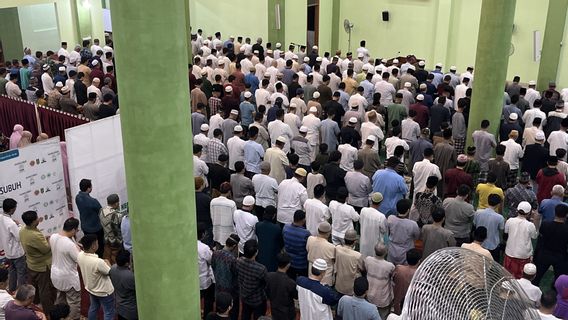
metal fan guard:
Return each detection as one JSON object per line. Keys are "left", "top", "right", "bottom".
{"left": 400, "top": 248, "right": 540, "bottom": 320}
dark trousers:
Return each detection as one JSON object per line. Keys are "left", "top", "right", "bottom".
{"left": 241, "top": 300, "right": 266, "bottom": 320}
{"left": 7, "top": 255, "right": 27, "bottom": 292}
{"left": 229, "top": 293, "right": 240, "bottom": 320}
{"left": 455, "top": 236, "right": 471, "bottom": 248}
{"left": 200, "top": 284, "right": 215, "bottom": 319}
{"left": 85, "top": 229, "right": 105, "bottom": 258}
{"left": 489, "top": 248, "right": 501, "bottom": 263}
{"left": 533, "top": 252, "right": 568, "bottom": 286}
{"left": 286, "top": 267, "right": 308, "bottom": 280}
{"left": 28, "top": 268, "right": 56, "bottom": 316}
{"left": 118, "top": 316, "right": 137, "bottom": 320}
{"left": 254, "top": 205, "right": 265, "bottom": 220}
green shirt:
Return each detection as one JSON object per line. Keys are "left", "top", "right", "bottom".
{"left": 19, "top": 226, "right": 52, "bottom": 272}
{"left": 387, "top": 103, "right": 408, "bottom": 127}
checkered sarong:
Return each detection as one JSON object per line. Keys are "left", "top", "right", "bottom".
{"left": 454, "top": 138, "right": 466, "bottom": 156}
{"left": 477, "top": 170, "right": 488, "bottom": 184}
{"left": 507, "top": 169, "right": 519, "bottom": 189}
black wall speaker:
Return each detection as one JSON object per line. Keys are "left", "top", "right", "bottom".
{"left": 382, "top": 11, "right": 389, "bottom": 22}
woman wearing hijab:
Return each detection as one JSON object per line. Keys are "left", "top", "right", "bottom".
{"left": 17, "top": 131, "right": 33, "bottom": 148}
{"left": 36, "top": 133, "right": 49, "bottom": 142}
{"left": 555, "top": 275, "right": 568, "bottom": 319}
{"left": 9, "top": 124, "right": 24, "bottom": 149}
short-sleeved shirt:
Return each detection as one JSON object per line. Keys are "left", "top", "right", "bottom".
{"left": 337, "top": 295, "right": 381, "bottom": 320}
{"left": 504, "top": 217, "right": 537, "bottom": 259}
{"left": 77, "top": 251, "right": 114, "bottom": 296}
{"left": 49, "top": 233, "right": 80, "bottom": 291}
{"left": 3, "top": 300, "right": 39, "bottom": 320}
{"left": 473, "top": 208, "right": 505, "bottom": 250}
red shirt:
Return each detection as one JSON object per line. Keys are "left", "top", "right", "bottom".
{"left": 409, "top": 102, "right": 430, "bottom": 129}
{"left": 444, "top": 167, "right": 473, "bottom": 198}
{"left": 536, "top": 167, "right": 566, "bottom": 203}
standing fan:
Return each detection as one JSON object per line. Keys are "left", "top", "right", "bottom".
{"left": 400, "top": 248, "right": 540, "bottom": 319}
{"left": 344, "top": 19, "right": 354, "bottom": 53}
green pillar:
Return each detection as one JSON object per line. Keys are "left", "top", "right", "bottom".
{"left": 110, "top": 0, "right": 199, "bottom": 319}
{"left": 466, "top": 0, "right": 516, "bottom": 146}
{"left": 267, "top": 0, "right": 285, "bottom": 45}
{"left": 330, "top": 0, "right": 340, "bottom": 52}
{"left": 536, "top": 0, "right": 568, "bottom": 91}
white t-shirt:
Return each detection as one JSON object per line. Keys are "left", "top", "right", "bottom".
{"left": 197, "top": 240, "right": 214, "bottom": 290}
{"left": 304, "top": 199, "right": 330, "bottom": 236}
{"left": 50, "top": 233, "right": 81, "bottom": 291}
{"left": 233, "top": 209, "right": 258, "bottom": 253}
{"left": 504, "top": 217, "right": 537, "bottom": 259}
{"left": 329, "top": 201, "right": 359, "bottom": 239}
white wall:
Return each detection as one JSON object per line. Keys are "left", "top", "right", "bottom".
{"left": 18, "top": 3, "right": 60, "bottom": 52}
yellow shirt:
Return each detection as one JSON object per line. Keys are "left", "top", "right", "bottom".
{"left": 475, "top": 183, "right": 504, "bottom": 210}
{"left": 77, "top": 252, "right": 114, "bottom": 296}
{"left": 19, "top": 226, "right": 51, "bottom": 272}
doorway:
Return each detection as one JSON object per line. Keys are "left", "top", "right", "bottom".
{"left": 307, "top": 0, "right": 319, "bottom": 49}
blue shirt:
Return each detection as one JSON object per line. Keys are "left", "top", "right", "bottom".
{"left": 244, "top": 73, "right": 259, "bottom": 93}
{"left": 360, "top": 80, "right": 375, "bottom": 105}
{"left": 539, "top": 196, "right": 568, "bottom": 222}
{"left": 244, "top": 140, "right": 264, "bottom": 173}
{"left": 336, "top": 90, "right": 350, "bottom": 112}
{"left": 320, "top": 119, "right": 340, "bottom": 151}
{"left": 372, "top": 168, "right": 408, "bottom": 216}
{"left": 75, "top": 191, "right": 103, "bottom": 233}
{"left": 282, "top": 224, "right": 311, "bottom": 269}
{"left": 121, "top": 215, "right": 132, "bottom": 252}
{"left": 338, "top": 295, "right": 381, "bottom": 320}
{"left": 473, "top": 208, "right": 504, "bottom": 250}
{"left": 239, "top": 101, "right": 256, "bottom": 127}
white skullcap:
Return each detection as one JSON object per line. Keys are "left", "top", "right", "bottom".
{"left": 230, "top": 109, "right": 239, "bottom": 115}
{"left": 242, "top": 196, "right": 255, "bottom": 206}
{"left": 509, "top": 113, "right": 518, "bottom": 120}
{"left": 313, "top": 91, "right": 320, "bottom": 98}
{"left": 535, "top": 131, "right": 545, "bottom": 140}
{"left": 313, "top": 258, "right": 327, "bottom": 271}
{"left": 234, "top": 125, "right": 243, "bottom": 132}
{"left": 312, "top": 45, "right": 318, "bottom": 50}
{"left": 91, "top": 60, "right": 99, "bottom": 66}
{"left": 516, "top": 201, "right": 532, "bottom": 214}
{"left": 225, "top": 86, "right": 233, "bottom": 93}
{"left": 276, "top": 136, "right": 287, "bottom": 143}
{"left": 266, "top": 49, "right": 273, "bottom": 54}
{"left": 418, "top": 61, "right": 425, "bottom": 67}
{"left": 349, "top": 117, "right": 357, "bottom": 124}
{"left": 289, "top": 103, "right": 297, "bottom": 109}
{"left": 366, "top": 135, "right": 376, "bottom": 142}
{"left": 435, "top": 62, "right": 443, "bottom": 68}
{"left": 244, "top": 91, "right": 252, "bottom": 98}
{"left": 229, "top": 35, "right": 235, "bottom": 39}
{"left": 450, "top": 66, "right": 457, "bottom": 71}
{"left": 528, "top": 80, "right": 536, "bottom": 86}
{"left": 404, "top": 82, "right": 411, "bottom": 88}
{"left": 239, "top": 46, "right": 245, "bottom": 52}
{"left": 276, "top": 42, "right": 282, "bottom": 48}
{"left": 218, "top": 60, "right": 225, "bottom": 65}
{"left": 299, "top": 126, "right": 308, "bottom": 133}
{"left": 392, "top": 59, "right": 399, "bottom": 64}
{"left": 264, "top": 72, "right": 271, "bottom": 77}
{"left": 316, "top": 57, "right": 322, "bottom": 62}
{"left": 253, "top": 50, "right": 259, "bottom": 54}
{"left": 303, "top": 57, "right": 310, "bottom": 62}
{"left": 58, "top": 66, "right": 66, "bottom": 71}
{"left": 309, "top": 106, "right": 318, "bottom": 113}
{"left": 200, "top": 124, "right": 209, "bottom": 131}
{"left": 523, "top": 263, "right": 537, "bottom": 275}
{"left": 55, "top": 82, "right": 64, "bottom": 87}
{"left": 200, "top": 69, "right": 208, "bottom": 75}
{"left": 416, "top": 94, "right": 424, "bottom": 101}
{"left": 61, "top": 86, "right": 70, "bottom": 94}
{"left": 381, "top": 58, "right": 387, "bottom": 63}
{"left": 362, "top": 65, "right": 369, "bottom": 71}
{"left": 357, "top": 53, "right": 364, "bottom": 58}
{"left": 42, "top": 64, "right": 50, "bottom": 71}
{"left": 203, "top": 39, "right": 210, "bottom": 44}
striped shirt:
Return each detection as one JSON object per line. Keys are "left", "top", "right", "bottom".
{"left": 282, "top": 224, "right": 311, "bottom": 269}
{"left": 236, "top": 258, "right": 267, "bottom": 306}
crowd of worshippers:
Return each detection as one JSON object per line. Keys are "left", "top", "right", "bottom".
{"left": 189, "top": 30, "right": 568, "bottom": 320}
{"left": 0, "top": 179, "right": 136, "bottom": 320}
{"left": 0, "top": 37, "right": 118, "bottom": 121}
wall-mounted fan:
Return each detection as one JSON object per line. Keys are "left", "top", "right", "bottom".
{"left": 344, "top": 19, "right": 354, "bottom": 53}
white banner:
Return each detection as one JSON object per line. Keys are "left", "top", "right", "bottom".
{"left": 0, "top": 137, "right": 68, "bottom": 236}
{"left": 65, "top": 115, "right": 128, "bottom": 215}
